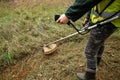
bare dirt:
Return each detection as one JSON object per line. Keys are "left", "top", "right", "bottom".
{"left": 1, "top": 34, "right": 120, "bottom": 80}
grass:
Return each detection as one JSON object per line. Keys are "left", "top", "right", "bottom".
{"left": 0, "top": 0, "right": 120, "bottom": 80}
{"left": 0, "top": 0, "right": 75, "bottom": 71}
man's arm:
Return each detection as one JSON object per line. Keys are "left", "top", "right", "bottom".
{"left": 65, "top": 0, "right": 102, "bottom": 22}
{"left": 82, "top": 10, "right": 91, "bottom": 26}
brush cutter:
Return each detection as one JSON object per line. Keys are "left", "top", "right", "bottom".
{"left": 43, "top": 14, "right": 120, "bottom": 54}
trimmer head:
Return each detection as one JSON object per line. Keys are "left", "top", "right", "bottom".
{"left": 43, "top": 44, "right": 57, "bottom": 54}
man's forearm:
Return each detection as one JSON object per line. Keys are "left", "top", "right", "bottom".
{"left": 65, "top": 0, "right": 102, "bottom": 22}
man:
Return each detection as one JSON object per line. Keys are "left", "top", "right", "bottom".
{"left": 56, "top": 0, "right": 120, "bottom": 80}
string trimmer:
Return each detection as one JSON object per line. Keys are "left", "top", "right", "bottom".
{"left": 43, "top": 14, "right": 119, "bottom": 54}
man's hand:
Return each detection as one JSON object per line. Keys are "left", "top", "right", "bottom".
{"left": 82, "top": 18, "right": 89, "bottom": 26}
{"left": 56, "top": 14, "right": 69, "bottom": 24}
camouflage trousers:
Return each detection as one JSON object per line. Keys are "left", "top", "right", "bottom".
{"left": 85, "top": 22, "right": 117, "bottom": 72}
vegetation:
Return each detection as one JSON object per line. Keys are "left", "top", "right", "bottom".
{"left": 0, "top": 0, "right": 76, "bottom": 72}
{"left": 0, "top": 0, "right": 120, "bottom": 80}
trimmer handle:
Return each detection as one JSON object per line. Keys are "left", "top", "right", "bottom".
{"left": 54, "top": 14, "right": 71, "bottom": 25}
{"left": 54, "top": 14, "right": 81, "bottom": 34}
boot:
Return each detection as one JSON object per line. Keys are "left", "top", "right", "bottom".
{"left": 77, "top": 71, "right": 96, "bottom": 80}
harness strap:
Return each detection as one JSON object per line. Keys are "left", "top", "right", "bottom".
{"left": 96, "top": 0, "right": 115, "bottom": 16}
{"left": 93, "top": 11, "right": 120, "bottom": 18}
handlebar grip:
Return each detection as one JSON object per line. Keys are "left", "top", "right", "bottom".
{"left": 54, "top": 14, "right": 60, "bottom": 21}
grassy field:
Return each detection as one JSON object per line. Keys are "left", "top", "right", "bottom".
{"left": 0, "top": 0, "right": 120, "bottom": 80}
{"left": 0, "top": 0, "right": 75, "bottom": 69}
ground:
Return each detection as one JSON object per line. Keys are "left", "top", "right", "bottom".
{"left": 1, "top": 34, "right": 120, "bottom": 80}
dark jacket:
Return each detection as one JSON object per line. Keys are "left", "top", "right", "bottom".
{"left": 65, "top": 0, "right": 102, "bottom": 22}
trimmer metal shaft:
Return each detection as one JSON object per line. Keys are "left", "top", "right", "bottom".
{"left": 45, "top": 15, "right": 119, "bottom": 46}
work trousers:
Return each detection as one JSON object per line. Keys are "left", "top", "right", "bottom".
{"left": 85, "top": 22, "right": 117, "bottom": 72}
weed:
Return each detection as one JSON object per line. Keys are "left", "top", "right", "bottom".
{"left": 3, "top": 50, "right": 14, "bottom": 64}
